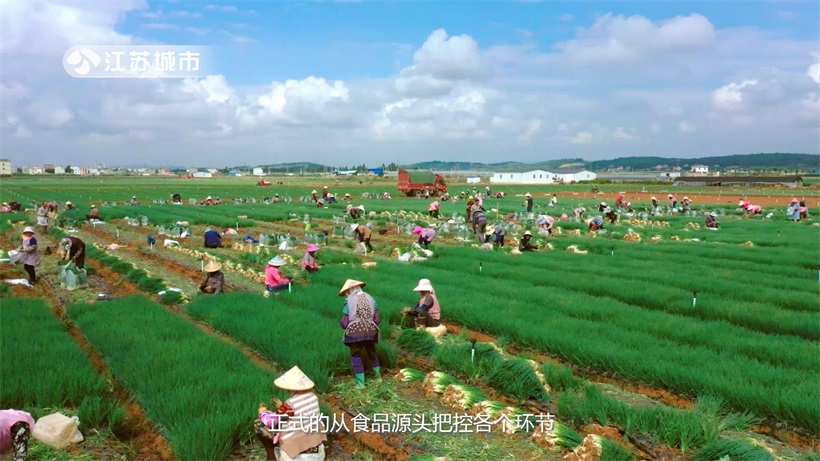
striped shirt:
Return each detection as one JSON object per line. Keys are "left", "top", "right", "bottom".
{"left": 281, "top": 392, "right": 323, "bottom": 440}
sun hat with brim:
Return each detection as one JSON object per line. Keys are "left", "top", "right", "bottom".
{"left": 339, "top": 279, "right": 365, "bottom": 296}
{"left": 523, "top": 231, "right": 532, "bottom": 237}
{"left": 600, "top": 202, "right": 607, "bottom": 206}
{"left": 525, "top": 193, "right": 532, "bottom": 197}
{"left": 618, "top": 192, "right": 625, "bottom": 196}
{"left": 349, "top": 223, "right": 359, "bottom": 233}
{"left": 267, "top": 256, "right": 286, "bottom": 267}
{"left": 650, "top": 196, "right": 657, "bottom": 200}
{"left": 667, "top": 194, "right": 674, "bottom": 198}
{"left": 413, "top": 278, "right": 434, "bottom": 292}
{"left": 91, "top": 205, "right": 96, "bottom": 208}
{"left": 306, "top": 244, "right": 319, "bottom": 252}
{"left": 485, "top": 227, "right": 495, "bottom": 235}
{"left": 274, "top": 366, "right": 315, "bottom": 391}
{"left": 206, "top": 196, "right": 212, "bottom": 200}
{"left": 791, "top": 197, "right": 798, "bottom": 202}
{"left": 204, "top": 260, "right": 222, "bottom": 272}
{"left": 65, "top": 201, "right": 72, "bottom": 205}
{"left": 23, "top": 226, "right": 35, "bottom": 234}
{"left": 413, "top": 226, "right": 423, "bottom": 234}
{"left": 312, "top": 190, "right": 317, "bottom": 194}
{"left": 709, "top": 212, "right": 718, "bottom": 217}
{"left": 683, "top": 196, "right": 690, "bottom": 200}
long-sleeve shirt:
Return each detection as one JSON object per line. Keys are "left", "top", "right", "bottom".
{"left": 419, "top": 229, "right": 436, "bottom": 241}
{"left": 355, "top": 226, "right": 371, "bottom": 241}
{"left": 203, "top": 230, "right": 221, "bottom": 245}
{"left": 0, "top": 410, "right": 35, "bottom": 453}
{"left": 202, "top": 271, "right": 224, "bottom": 289}
{"left": 265, "top": 266, "right": 289, "bottom": 286}
{"left": 301, "top": 252, "right": 316, "bottom": 270}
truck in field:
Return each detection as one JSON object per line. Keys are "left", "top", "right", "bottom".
{"left": 397, "top": 169, "right": 447, "bottom": 197}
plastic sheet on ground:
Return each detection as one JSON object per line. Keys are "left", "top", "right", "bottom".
{"left": 5, "top": 278, "right": 32, "bottom": 286}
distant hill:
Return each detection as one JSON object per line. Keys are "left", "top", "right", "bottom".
{"left": 403, "top": 154, "right": 818, "bottom": 172}
{"left": 586, "top": 154, "right": 819, "bottom": 171}
{"left": 252, "top": 162, "right": 328, "bottom": 172}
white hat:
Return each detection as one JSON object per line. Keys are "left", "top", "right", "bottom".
{"left": 485, "top": 226, "right": 495, "bottom": 235}
{"left": 207, "top": 196, "right": 212, "bottom": 200}
{"left": 273, "top": 366, "right": 315, "bottom": 391}
{"left": 65, "top": 201, "right": 73, "bottom": 205}
{"left": 349, "top": 223, "right": 359, "bottom": 232}
{"left": 667, "top": 194, "right": 674, "bottom": 198}
{"left": 413, "top": 278, "right": 434, "bottom": 292}
{"left": 523, "top": 231, "right": 532, "bottom": 237}
{"left": 91, "top": 204, "right": 96, "bottom": 208}
{"left": 267, "top": 256, "right": 286, "bottom": 267}
{"left": 23, "top": 226, "right": 35, "bottom": 234}
{"left": 709, "top": 212, "right": 718, "bottom": 217}
{"left": 204, "top": 260, "right": 222, "bottom": 272}
{"left": 346, "top": 204, "right": 353, "bottom": 210}
{"left": 312, "top": 190, "right": 317, "bottom": 194}
{"left": 524, "top": 193, "right": 532, "bottom": 197}
{"left": 357, "top": 205, "right": 365, "bottom": 210}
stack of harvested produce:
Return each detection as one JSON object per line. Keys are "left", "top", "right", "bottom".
{"left": 422, "top": 371, "right": 460, "bottom": 396}
{"left": 565, "top": 434, "right": 634, "bottom": 461}
{"left": 622, "top": 231, "right": 641, "bottom": 242}
{"left": 441, "top": 384, "right": 486, "bottom": 410}
{"left": 685, "top": 222, "right": 701, "bottom": 229}
{"left": 394, "top": 367, "right": 425, "bottom": 382}
{"left": 649, "top": 235, "right": 662, "bottom": 243}
{"left": 531, "top": 421, "right": 583, "bottom": 449}
{"left": 468, "top": 400, "right": 507, "bottom": 417}
{"left": 566, "top": 245, "right": 588, "bottom": 255}
{"left": 670, "top": 235, "right": 680, "bottom": 240}
{"left": 742, "top": 241, "right": 754, "bottom": 247}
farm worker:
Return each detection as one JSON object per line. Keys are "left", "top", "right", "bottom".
{"left": 787, "top": 198, "right": 800, "bottom": 221}
{"left": 587, "top": 215, "right": 605, "bottom": 232}
{"left": 705, "top": 212, "right": 720, "bottom": 229}
{"left": 413, "top": 226, "right": 436, "bottom": 248}
{"left": 350, "top": 223, "right": 374, "bottom": 252}
{"left": 537, "top": 215, "right": 555, "bottom": 235}
{"left": 36, "top": 202, "right": 48, "bottom": 232}
{"left": 200, "top": 260, "right": 225, "bottom": 295}
{"left": 475, "top": 192, "right": 483, "bottom": 206}
{"left": 204, "top": 196, "right": 213, "bottom": 205}
{"left": 681, "top": 196, "right": 692, "bottom": 212}
{"left": 269, "top": 366, "right": 328, "bottom": 460}
{"left": 549, "top": 194, "right": 558, "bottom": 207}
{"left": 327, "top": 194, "right": 337, "bottom": 204}
{"left": 348, "top": 205, "right": 364, "bottom": 219}
{"left": 615, "top": 192, "right": 625, "bottom": 208}
{"left": 598, "top": 202, "right": 608, "bottom": 213}
{"left": 214, "top": 197, "right": 222, "bottom": 205}
{"left": 667, "top": 194, "right": 676, "bottom": 208}
{"left": 485, "top": 186, "right": 491, "bottom": 196}
{"left": 244, "top": 234, "right": 260, "bottom": 244}
{"left": 203, "top": 227, "right": 222, "bottom": 249}
{"left": 172, "top": 193, "right": 181, "bottom": 203}
{"left": 650, "top": 196, "right": 659, "bottom": 214}
{"left": 264, "top": 256, "right": 290, "bottom": 296}
{"left": 495, "top": 191, "right": 504, "bottom": 199}
{"left": 302, "top": 244, "right": 319, "bottom": 272}
{"left": 428, "top": 200, "right": 440, "bottom": 218}
{"left": 311, "top": 190, "right": 318, "bottom": 202}
{"left": 0, "top": 409, "right": 35, "bottom": 461}
{"left": 604, "top": 207, "right": 618, "bottom": 224}
{"left": 472, "top": 206, "right": 488, "bottom": 239}
{"left": 742, "top": 202, "right": 762, "bottom": 216}
{"left": 8, "top": 201, "right": 21, "bottom": 212}
{"left": 573, "top": 207, "right": 586, "bottom": 220}
{"left": 273, "top": 194, "right": 281, "bottom": 203}
{"left": 524, "top": 193, "right": 533, "bottom": 212}
{"left": 130, "top": 196, "right": 138, "bottom": 205}
{"left": 518, "top": 231, "right": 538, "bottom": 252}
{"left": 315, "top": 199, "right": 324, "bottom": 208}
{"left": 338, "top": 279, "right": 381, "bottom": 388}
{"left": 322, "top": 186, "right": 329, "bottom": 200}
{"left": 17, "top": 227, "right": 39, "bottom": 286}
{"left": 65, "top": 201, "right": 75, "bottom": 210}
{"left": 465, "top": 196, "right": 476, "bottom": 221}
{"left": 58, "top": 236, "right": 86, "bottom": 270}
{"left": 405, "top": 278, "right": 442, "bottom": 329}
{"left": 0, "top": 203, "right": 9, "bottom": 213}
{"left": 344, "top": 193, "right": 351, "bottom": 200}
{"left": 491, "top": 224, "right": 506, "bottom": 246}
{"left": 799, "top": 201, "right": 808, "bottom": 220}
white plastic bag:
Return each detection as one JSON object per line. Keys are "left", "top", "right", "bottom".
{"left": 32, "top": 413, "right": 84, "bottom": 450}
{"left": 6, "top": 250, "right": 21, "bottom": 264}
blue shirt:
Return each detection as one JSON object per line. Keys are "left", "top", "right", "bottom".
{"left": 204, "top": 230, "right": 221, "bottom": 244}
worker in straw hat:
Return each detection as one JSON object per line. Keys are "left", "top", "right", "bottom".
{"left": 350, "top": 223, "right": 373, "bottom": 252}
{"left": 85, "top": 204, "right": 100, "bottom": 222}
{"left": 704, "top": 211, "right": 720, "bottom": 229}
{"left": 787, "top": 197, "right": 800, "bottom": 222}
{"left": 130, "top": 195, "right": 138, "bottom": 205}
{"left": 524, "top": 192, "right": 533, "bottom": 213}
{"left": 199, "top": 260, "right": 225, "bottom": 295}
{"left": 321, "top": 186, "right": 329, "bottom": 200}
{"left": 338, "top": 279, "right": 381, "bottom": 388}
{"left": 681, "top": 196, "right": 692, "bottom": 212}
{"left": 310, "top": 190, "right": 318, "bottom": 202}
{"left": 17, "top": 227, "right": 40, "bottom": 286}
{"left": 518, "top": 231, "right": 539, "bottom": 252}
{"left": 64, "top": 201, "right": 75, "bottom": 210}
{"left": 264, "top": 256, "right": 290, "bottom": 297}
{"left": 489, "top": 223, "right": 505, "bottom": 246}
{"left": 58, "top": 236, "right": 86, "bottom": 270}
{"left": 254, "top": 366, "right": 327, "bottom": 461}
{"left": 301, "top": 244, "right": 319, "bottom": 273}
{"left": 650, "top": 196, "right": 659, "bottom": 214}
{"left": 572, "top": 206, "right": 586, "bottom": 221}
{"left": 412, "top": 225, "right": 436, "bottom": 248}
{"left": 203, "top": 227, "right": 222, "bottom": 249}
{"left": 587, "top": 215, "right": 605, "bottom": 233}
{"left": 403, "top": 278, "right": 443, "bottom": 331}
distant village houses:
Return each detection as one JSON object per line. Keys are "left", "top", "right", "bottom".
{"left": 489, "top": 168, "right": 597, "bottom": 184}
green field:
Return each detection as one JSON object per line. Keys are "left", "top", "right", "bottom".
{"left": 1, "top": 175, "right": 818, "bottom": 461}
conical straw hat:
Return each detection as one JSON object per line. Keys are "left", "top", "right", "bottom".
{"left": 204, "top": 260, "right": 222, "bottom": 272}
{"left": 339, "top": 279, "right": 365, "bottom": 296}
{"left": 274, "top": 366, "right": 314, "bottom": 391}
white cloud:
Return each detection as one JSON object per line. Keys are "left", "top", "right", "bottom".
{"left": 182, "top": 75, "right": 235, "bottom": 104}
{"left": 394, "top": 70, "right": 454, "bottom": 98}
{"left": 185, "top": 27, "right": 211, "bottom": 35}
{"left": 611, "top": 126, "right": 636, "bottom": 140}
{"left": 568, "top": 131, "right": 592, "bottom": 144}
{"left": 172, "top": 10, "right": 203, "bottom": 18}
{"left": 560, "top": 14, "right": 573, "bottom": 22}
{"left": 712, "top": 79, "right": 758, "bottom": 111}
{"left": 221, "top": 30, "right": 256, "bottom": 44}
{"left": 222, "top": 6, "right": 238, "bottom": 13}
{"left": 807, "top": 59, "right": 820, "bottom": 84}
{"left": 554, "top": 13, "right": 716, "bottom": 65}
{"left": 413, "top": 29, "right": 484, "bottom": 80}
{"left": 678, "top": 121, "right": 696, "bottom": 133}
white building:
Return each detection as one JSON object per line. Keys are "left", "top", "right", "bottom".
{"left": 24, "top": 166, "right": 44, "bottom": 175}
{"left": 53, "top": 166, "right": 65, "bottom": 175}
{"left": 690, "top": 165, "right": 709, "bottom": 174}
{"left": 552, "top": 169, "right": 596, "bottom": 183}
{"left": 0, "top": 159, "right": 11, "bottom": 176}
{"left": 252, "top": 167, "right": 264, "bottom": 176}
{"left": 490, "top": 170, "right": 554, "bottom": 184}
{"left": 192, "top": 172, "right": 213, "bottom": 178}
{"left": 466, "top": 176, "right": 481, "bottom": 184}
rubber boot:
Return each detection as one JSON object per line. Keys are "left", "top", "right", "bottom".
{"left": 354, "top": 373, "right": 365, "bottom": 389}
{"left": 373, "top": 367, "right": 382, "bottom": 382}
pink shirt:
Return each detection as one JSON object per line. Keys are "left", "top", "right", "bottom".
{"left": 265, "top": 265, "right": 288, "bottom": 286}
{"left": 0, "top": 410, "right": 35, "bottom": 453}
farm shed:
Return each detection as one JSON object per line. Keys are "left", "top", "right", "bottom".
{"left": 466, "top": 176, "right": 481, "bottom": 184}
{"left": 673, "top": 176, "right": 803, "bottom": 187}
{"left": 490, "top": 170, "right": 554, "bottom": 184}
{"left": 552, "top": 169, "right": 597, "bottom": 183}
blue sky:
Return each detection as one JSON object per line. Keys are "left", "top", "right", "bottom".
{"left": 1, "top": 0, "right": 818, "bottom": 167}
